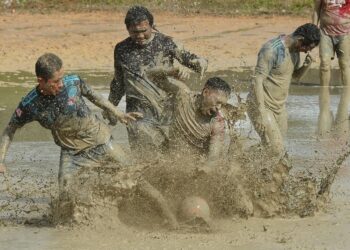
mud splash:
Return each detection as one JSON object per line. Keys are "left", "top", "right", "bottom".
{"left": 47, "top": 140, "right": 346, "bottom": 228}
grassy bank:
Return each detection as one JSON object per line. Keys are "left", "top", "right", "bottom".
{"left": 1, "top": 0, "right": 314, "bottom": 16}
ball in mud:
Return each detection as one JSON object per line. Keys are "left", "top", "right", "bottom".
{"left": 179, "top": 196, "right": 210, "bottom": 223}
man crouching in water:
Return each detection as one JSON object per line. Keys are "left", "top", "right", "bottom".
{"left": 0, "top": 53, "right": 179, "bottom": 229}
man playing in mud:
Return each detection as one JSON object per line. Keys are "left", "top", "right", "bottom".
{"left": 146, "top": 68, "right": 254, "bottom": 218}
{"left": 0, "top": 53, "right": 179, "bottom": 229}
{"left": 146, "top": 67, "right": 235, "bottom": 169}
{"left": 313, "top": 0, "right": 350, "bottom": 136}
{"left": 247, "top": 23, "right": 321, "bottom": 157}
{"left": 105, "top": 5, "right": 208, "bottom": 157}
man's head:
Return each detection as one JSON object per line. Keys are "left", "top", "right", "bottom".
{"left": 292, "top": 23, "right": 321, "bottom": 53}
{"left": 200, "top": 77, "right": 231, "bottom": 116}
{"left": 35, "top": 53, "right": 64, "bottom": 96}
{"left": 125, "top": 5, "right": 154, "bottom": 46}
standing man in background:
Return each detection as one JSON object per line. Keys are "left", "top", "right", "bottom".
{"left": 313, "top": 0, "right": 350, "bottom": 136}
{"left": 247, "top": 23, "right": 320, "bottom": 157}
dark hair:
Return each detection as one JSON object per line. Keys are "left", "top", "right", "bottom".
{"left": 293, "top": 23, "right": 321, "bottom": 46}
{"left": 124, "top": 5, "right": 154, "bottom": 29}
{"left": 204, "top": 77, "right": 231, "bottom": 95}
{"left": 35, "top": 53, "right": 63, "bottom": 80}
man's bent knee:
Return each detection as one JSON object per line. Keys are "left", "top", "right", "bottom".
{"left": 338, "top": 57, "right": 350, "bottom": 71}
{"left": 320, "top": 58, "right": 332, "bottom": 72}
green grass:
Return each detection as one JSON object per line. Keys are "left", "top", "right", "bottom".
{"left": 1, "top": 0, "right": 314, "bottom": 15}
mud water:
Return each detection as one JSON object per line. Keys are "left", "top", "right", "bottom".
{"left": 0, "top": 70, "right": 350, "bottom": 249}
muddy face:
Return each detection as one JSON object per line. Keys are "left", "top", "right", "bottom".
{"left": 37, "top": 68, "right": 65, "bottom": 96}
{"left": 200, "top": 89, "right": 229, "bottom": 116}
{"left": 127, "top": 20, "right": 153, "bottom": 46}
{"left": 295, "top": 39, "right": 317, "bottom": 53}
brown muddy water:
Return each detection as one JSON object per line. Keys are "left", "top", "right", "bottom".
{"left": 0, "top": 70, "right": 350, "bottom": 249}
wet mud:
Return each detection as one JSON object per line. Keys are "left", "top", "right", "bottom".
{"left": 0, "top": 70, "right": 348, "bottom": 229}
{"left": 44, "top": 137, "right": 346, "bottom": 229}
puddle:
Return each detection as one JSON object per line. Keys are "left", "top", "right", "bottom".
{"left": 0, "top": 68, "right": 346, "bottom": 141}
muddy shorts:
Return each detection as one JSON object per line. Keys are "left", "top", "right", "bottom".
{"left": 58, "top": 137, "right": 130, "bottom": 193}
{"left": 320, "top": 30, "right": 350, "bottom": 61}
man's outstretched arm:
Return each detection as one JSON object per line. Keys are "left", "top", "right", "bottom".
{"left": 108, "top": 47, "right": 126, "bottom": 107}
{"left": 0, "top": 124, "right": 18, "bottom": 173}
{"left": 252, "top": 48, "right": 273, "bottom": 134}
{"left": 172, "top": 41, "right": 208, "bottom": 79}
{"left": 146, "top": 66, "right": 190, "bottom": 94}
{"left": 81, "top": 80, "right": 142, "bottom": 124}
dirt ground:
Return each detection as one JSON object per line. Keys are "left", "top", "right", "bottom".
{"left": 0, "top": 11, "right": 312, "bottom": 73}
{"left": 1, "top": 10, "right": 350, "bottom": 250}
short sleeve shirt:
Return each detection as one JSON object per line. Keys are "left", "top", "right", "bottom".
{"left": 253, "top": 36, "right": 300, "bottom": 114}
{"left": 169, "top": 90, "right": 226, "bottom": 154}
{"left": 9, "top": 75, "right": 110, "bottom": 151}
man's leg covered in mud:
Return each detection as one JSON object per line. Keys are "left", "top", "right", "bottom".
{"left": 334, "top": 34, "right": 350, "bottom": 135}
{"left": 137, "top": 178, "right": 179, "bottom": 229}
{"left": 264, "top": 109, "right": 285, "bottom": 157}
{"left": 58, "top": 149, "right": 77, "bottom": 200}
{"left": 276, "top": 107, "right": 288, "bottom": 137}
{"left": 247, "top": 100, "right": 284, "bottom": 156}
{"left": 318, "top": 31, "right": 334, "bottom": 136}
{"left": 54, "top": 149, "right": 77, "bottom": 223}
{"left": 107, "top": 139, "right": 179, "bottom": 229}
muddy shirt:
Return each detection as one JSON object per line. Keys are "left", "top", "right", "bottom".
{"left": 251, "top": 35, "right": 300, "bottom": 114}
{"left": 320, "top": 0, "right": 350, "bottom": 36}
{"left": 109, "top": 32, "right": 203, "bottom": 125}
{"left": 9, "top": 75, "right": 110, "bottom": 152}
{"left": 169, "top": 90, "right": 226, "bottom": 155}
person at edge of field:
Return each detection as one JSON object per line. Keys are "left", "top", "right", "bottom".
{"left": 146, "top": 67, "right": 237, "bottom": 171}
{"left": 0, "top": 53, "right": 179, "bottom": 229}
{"left": 104, "top": 5, "right": 208, "bottom": 158}
{"left": 313, "top": 0, "right": 350, "bottom": 137}
{"left": 246, "top": 23, "right": 321, "bottom": 158}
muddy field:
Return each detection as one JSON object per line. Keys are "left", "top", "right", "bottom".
{"left": 0, "top": 11, "right": 316, "bottom": 73}
{"left": 0, "top": 10, "right": 350, "bottom": 250}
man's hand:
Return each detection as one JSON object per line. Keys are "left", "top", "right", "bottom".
{"left": 303, "top": 53, "right": 314, "bottom": 67}
{"left": 146, "top": 66, "right": 191, "bottom": 81}
{"left": 255, "top": 114, "right": 267, "bottom": 134}
{"left": 102, "top": 110, "right": 118, "bottom": 126}
{"left": 190, "top": 58, "right": 208, "bottom": 80}
{"left": 177, "top": 66, "right": 191, "bottom": 80}
{"left": 0, "top": 163, "right": 6, "bottom": 174}
{"left": 117, "top": 112, "right": 143, "bottom": 125}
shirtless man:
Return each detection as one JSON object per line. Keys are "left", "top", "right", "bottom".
{"left": 313, "top": 0, "right": 350, "bottom": 136}
{"left": 0, "top": 53, "right": 178, "bottom": 228}
{"left": 146, "top": 67, "right": 233, "bottom": 167}
{"left": 247, "top": 23, "right": 320, "bottom": 157}
{"left": 106, "top": 5, "right": 207, "bottom": 156}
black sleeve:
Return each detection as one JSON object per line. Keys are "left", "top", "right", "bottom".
{"left": 168, "top": 38, "right": 203, "bottom": 72}
{"left": 108, "top": 45, "right": 126, "bottom": 107}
